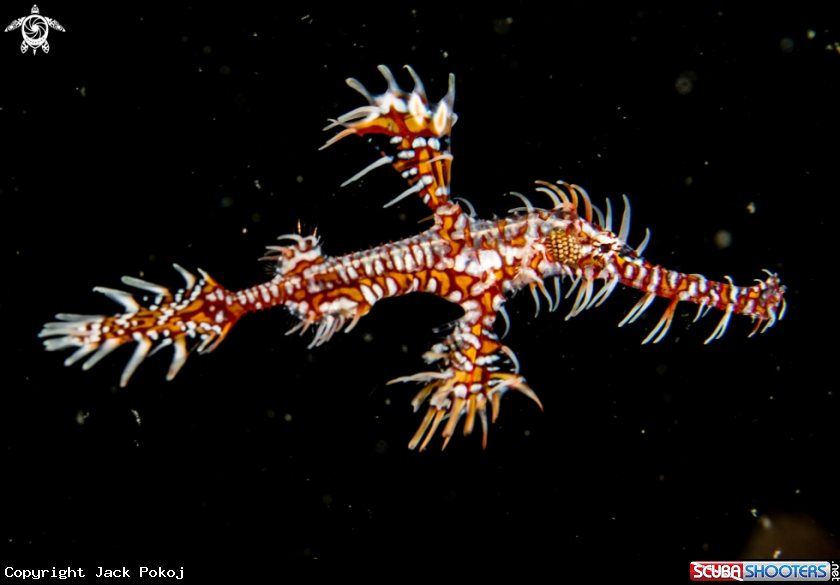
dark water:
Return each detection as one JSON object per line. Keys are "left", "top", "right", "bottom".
{"left": 5, "top": 2, "right": 836, "bottom": 569}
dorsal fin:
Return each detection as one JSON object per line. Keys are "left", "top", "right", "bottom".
{"left": 321, "top": 65, "right": 457, "bottom": 212}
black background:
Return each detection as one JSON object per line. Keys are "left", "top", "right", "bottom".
{"left": 4, "top": 1, "right": 837, "bottom": 570}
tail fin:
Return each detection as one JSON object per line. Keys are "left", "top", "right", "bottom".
{"left": 39, "top": 264, "right": 242, "bottom": 387}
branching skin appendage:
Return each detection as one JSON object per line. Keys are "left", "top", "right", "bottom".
{"left": 40, "top": 65, "right": 786, "bottom": 451}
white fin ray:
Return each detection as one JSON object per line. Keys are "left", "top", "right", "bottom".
{"left": 532, "top": 282, "right": 552, "bottom": 318}
{"left": 452, "top": 197, "right": 476, "bottom": 217}
{"left": 593, "top": 205, "right": 605, "bottom": 228}
{"left": 147, "top": 337, "right": 172, "bottom": 358}
{"left": 384, "top": 181, "right": 424, "bottom": 208}
{"left": 529, "top": 284, "right": 541, "bottom": 318}
{"left": 196, "top": 332, "right": 218, "bottom": 354}
{"left": 172, "top": 264, "right": 197, "bottom": 290}
{"left": 566, "top": 280, "right": 587, "bottom": 319}
{"left": 93, "top": 287, "right": 140, "bottom": 312}
{"left": 319, "top": 128, "right": 358, "bottom": 150}
{"left": 636, "top": 228, "right": 651, "bottom": 255}
{"left": 565, "top": 274, "right": 582, "bottom": 299}
{"left": 39, "top": 325, "right": 97, "bottom": 338}
{"left": 82, "top": 338, "right": 125, "bottom": 371}
{"left": 432, "top": 73, "right": 457, "bottom": 135}
{"left": 166, "top": 337, "right": 189, "bottom": 381}
{"left": 507, "top": 191, "right": 535, "bottom": 213}
{"left": 121, "top": 276, "right": 171, "bottom": 297}
{"left": 120, "top": 336, "right": 153, "bottom": 387}
{"left": 534, "top": 181, "right": 571, "bottom": 206}
{"left": 345, "top": 78, "right": 375, "bottom": 104}
{"left": 322, "top": 106, "right": 381, "bottom": 129}
{"left": 63, "top": 344, "right": 98, "bottom": 367}
{"left": 760, "top": 306, "right": 778, "bottom": 333}
{"left": 403, "top": 64, "right": 427, "bottom": 101}
{"left": 586, "top": 281, "right": 610, "bottom": 310}
{"left": 341, "top": 155, "right": 394, "bottom": 187}
{"left": 566, "top": 279, "right": 593, "bottom": 320}
{"left": 594, "top": 276, "right": 620, "bottom": 307}
{"left": 704, "top": 308, "right": 734, "bottom": 344}
{"left": 42, "top": 337, "right": 82, "bottom": 351}
{"left": 275, "top": 234, "right": 306, "bottom": 245}
{"left": 536, "top": 186, "right": 562, "bottom": 209}
{"left": 618, "top": 195, "right": 631, "bottom": 242}
{"left": 618, "top": 293, "right": 655, "bottom": 327}
{"left": 377, "top": 64, "right": 400, "bottom": 93}
{"left": 387, "top": 371, "right": 451, "bottom": 385}
{"left": 499, "top": 305, "right": 511, "bottom": 338}
{"left": 641, "top": 300, "right": 678, "bottom": 345}
{"left": 552, "top": 277, "right": 561, "bottom": 312}
{"left": 499, "top": 345, "right": 521, "bottom": 374}
{"left": 54, "top": 313, "right": 106, "bottom": 322}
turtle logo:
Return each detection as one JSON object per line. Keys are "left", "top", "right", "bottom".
{"left": 4, "top": 5, "right": 65, "bottom": 55}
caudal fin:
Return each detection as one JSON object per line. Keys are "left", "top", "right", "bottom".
{"left": 39, "top": 264, "right": 241, "bottom": 387}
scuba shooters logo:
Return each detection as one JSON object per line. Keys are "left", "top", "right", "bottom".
{"left": 690, "top": 560, "right": 835, "bottom": 581}
{"left": 4, "top": 4, "right": 65, "bottom": 54}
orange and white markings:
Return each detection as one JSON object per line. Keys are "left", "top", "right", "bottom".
{"left": 40, "top": 65, "right": 785, "bottom": 450}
